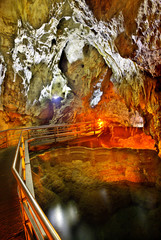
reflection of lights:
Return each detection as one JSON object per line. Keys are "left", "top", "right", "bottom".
{"left": 66, "top": 202, "right": 79, "bottom": 224}
{"left": 54, "top": 205, "right": 64, "bottom": 227}
{"left": 100, "top": 188, "right": 108, "bottom": 202}
{"left": 47, "top": 202, "right": 79, "bottom": 239}
{"left": 97, "top": 119, "right": 104, "bottom": 129}
{"left": 99, "top": 188, "right": 111, "bottom": 211}
{"left": 48, "top": 204, "right": 64, "bottom": 228}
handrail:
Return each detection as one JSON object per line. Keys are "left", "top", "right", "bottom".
{"left": 11, "top": 121, "right": 102, "bottom": 240}
{"left": 12, "top": 132, "right": 61, "bottom": 240}
{"left": 0, "top": 121, "right": 96, "bottom": 149}
{"left": 0, "top": 121, "right": 93, "bottom": 133}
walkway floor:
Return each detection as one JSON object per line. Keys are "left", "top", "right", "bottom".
{"left": 0, "top": 147, "right": 25, "bottom": 240}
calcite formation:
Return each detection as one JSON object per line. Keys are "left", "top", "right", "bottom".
{"left": 0, "top": 0, "right": 161, "bottom": 153}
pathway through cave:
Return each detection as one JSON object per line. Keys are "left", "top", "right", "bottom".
{"left": 0, "top": 147, "right": 25, "bottom": 240}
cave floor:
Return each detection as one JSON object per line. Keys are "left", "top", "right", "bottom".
{"left": 0, "top": 147, "right": 25, "bottom": 240}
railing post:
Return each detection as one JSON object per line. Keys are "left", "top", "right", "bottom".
{"left": 19, "top": 186, "right": 27, "bottom": 239}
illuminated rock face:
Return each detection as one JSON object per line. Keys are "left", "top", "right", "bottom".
{"left": 0, "top": 0, "right": 160, "bottom": 152}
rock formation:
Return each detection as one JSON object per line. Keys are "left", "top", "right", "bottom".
{"left": 0, "top": 0, "right": 161, "bottom": 153}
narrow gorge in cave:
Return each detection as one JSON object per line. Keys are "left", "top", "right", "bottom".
{"left": 0, "top": 0, "right": 161, "bottom": 240}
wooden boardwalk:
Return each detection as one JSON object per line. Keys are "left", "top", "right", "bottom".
{"left": 0, "top": 147, "right": 25, "bottom": 240}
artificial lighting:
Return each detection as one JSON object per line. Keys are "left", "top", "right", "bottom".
{"left": 53, "top": 95, "right": 60, "bottom": 100}
{"left": 51, "top": 95, "right": 63, "bottom": 104}
{"left": 97, "top": 119, "right": 104, "bottom": 129}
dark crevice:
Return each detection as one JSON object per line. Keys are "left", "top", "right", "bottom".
{"left": 59, "top": 49, "right": 68, "bottom": 73}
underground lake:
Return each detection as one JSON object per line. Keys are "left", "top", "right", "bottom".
{"left": 30, "top": 139, "right": 161, "bottom": 240}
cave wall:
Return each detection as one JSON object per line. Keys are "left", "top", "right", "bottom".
{"left": 84, "top": 0, "right": 161, "bottom": 154}
{"left": 0, "top": 0, "right": 55, "bottom": 128}
{"left": 85, "top": 0, "right": 161, "bottom": 77}
{"left": 0, "top": 0, "right": 161, "bottom": 153}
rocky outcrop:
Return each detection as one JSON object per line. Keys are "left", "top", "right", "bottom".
{"left": 133, "top": 0, "right": 161, "bottom": 77}
{"left": 0, "top": 110, "right": 38, "bottom": 130}
{"left": 85, "top": 0, "right": 161, "bottom": 77}
{"left": 83, "top": 0, "right": 161, "bottom": 154}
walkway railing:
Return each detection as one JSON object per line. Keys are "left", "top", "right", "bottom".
{"left": 9, "top": 121, "right": 102, "bottom": 240}
{"left": 0, "top": 121, "right": 101, "bottom": 149}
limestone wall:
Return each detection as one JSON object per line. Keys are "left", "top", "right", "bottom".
{"left": 0, "top": 0, "right": 161, "bottom": 154}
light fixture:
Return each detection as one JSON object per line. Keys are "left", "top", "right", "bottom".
{"left": 97, "top": 119, "right": 104, "bottom": 129}
{"left": 53, "top": 95, "right": 60, "bottom": 100}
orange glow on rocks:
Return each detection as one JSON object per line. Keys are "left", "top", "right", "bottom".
{"left": 97, "top": 119, "right": 104, "bottom": 129}
{"left": 99, "top": 126, "right": 155, "bottom": 150}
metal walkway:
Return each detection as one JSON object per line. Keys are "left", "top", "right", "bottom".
{"left": 0, "top": 147, "right": 25, "bottom": 240}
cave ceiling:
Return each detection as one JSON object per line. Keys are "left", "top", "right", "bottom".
{"left": 0, "top": 0, "right": 161, "bottom": 152}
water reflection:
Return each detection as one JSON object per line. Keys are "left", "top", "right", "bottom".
{"left": 47, "top": 201, "right": 97, "bottom": 240}
{"left": 47, "top": 201, "right": 79, "bottom": 240}
{"left": 46, "top": 190, "right": 161, "bottom": 240}
{"left": 72, "top": 222, "right": 95, "bottom": 240}
{"left": 34, "top": 146, "right": 161, "bottom": 240}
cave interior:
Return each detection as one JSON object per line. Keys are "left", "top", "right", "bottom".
{"left": 0, "top": 0, "right": 161, "bottom": 239}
